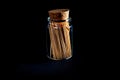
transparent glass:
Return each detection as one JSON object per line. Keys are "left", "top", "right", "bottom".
{"left": 46, "top": 17, "right": 73, "bottom": 60}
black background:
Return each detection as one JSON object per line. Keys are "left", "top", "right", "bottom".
{"left": 15, "top": 0, "right": 101, "bottom": 79}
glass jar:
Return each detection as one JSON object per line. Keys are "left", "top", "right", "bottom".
{"left": 46, "top": 9, "right": 73, "bottom": 60}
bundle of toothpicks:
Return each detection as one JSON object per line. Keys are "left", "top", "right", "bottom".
{"left": 48, "top": 9, "right": 72, "bottom": 60}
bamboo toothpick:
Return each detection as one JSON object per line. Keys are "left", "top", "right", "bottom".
{"left": 63, "top": 23, "right": 72, "bottom": 58}
{"left": 49, "top": 23, "right": 56, "bottom": 59}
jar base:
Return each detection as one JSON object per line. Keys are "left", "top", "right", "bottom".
{"left": 47, "top": 55, "right": 72, "bottom": 61}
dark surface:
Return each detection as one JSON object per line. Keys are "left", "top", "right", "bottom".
{"left": 16, "top": 56, "right": 84, "bottom": 78}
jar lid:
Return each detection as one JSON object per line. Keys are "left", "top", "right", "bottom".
{"left": 48, "top": 9, "right": 69, "bottom": 21}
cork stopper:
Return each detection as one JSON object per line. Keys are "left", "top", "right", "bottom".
{"left": 48, "top": 9, "right": 69, "bottom": 21}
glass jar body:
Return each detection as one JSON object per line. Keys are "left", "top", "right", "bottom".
{"left": 46, "top": 17, "right": 73, "bottom": 60}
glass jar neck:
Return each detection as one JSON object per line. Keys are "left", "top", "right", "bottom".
{"left": 48, "top": 17, "right": 71, "bottom": 22}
